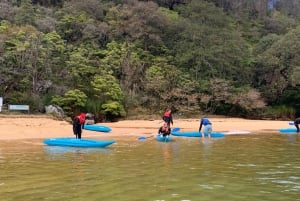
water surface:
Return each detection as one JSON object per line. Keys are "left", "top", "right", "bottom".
{"left": 0, "top": 133, "right": 300, "bottom": 201}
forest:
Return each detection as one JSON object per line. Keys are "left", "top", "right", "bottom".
{"left": 1, "top": 0, "right": 300, "bottom": 121}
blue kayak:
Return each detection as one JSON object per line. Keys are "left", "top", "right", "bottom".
{"left": 156, "top": 135, "right": 172, "bottom": 142}
{"left": 84, "top": 124, "right": 112, "bottom": 132}
{"left": 171, "top": 131, "right": 225, "bottom": 138}
{"left": 43, "top": 137, "right": 116, "bottom": 148}
{"left": 278, "top": 128, "right": 298, "bottom": 134}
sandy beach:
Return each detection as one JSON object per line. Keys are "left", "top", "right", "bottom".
{"left": 0, "top": 115, "right": 293, "bottom": 141}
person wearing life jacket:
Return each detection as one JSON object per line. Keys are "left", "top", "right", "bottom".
{"left": 73, "top": 113, "right": 86, "bottom": 139}
{"left": 158, "top": 122, "right": 171, "bottom": 137}
{"left": 294, "top": 117, "right": 300, "bottom": 132}
{"left": 199, "top": 117, "right": 212, "bottom": 139}
{"left": 162, "top": 108, "right": 173, "bottom": 127}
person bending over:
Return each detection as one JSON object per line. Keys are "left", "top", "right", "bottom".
{"left": 294, "top": 117, "right": 300, "bottom": 132}
{"left": 73, "top": 113, "right": 86, "bottom": 139}
{"left": 199, "top": 117, "right": 212, "bottom": 139}
{"left": 158, "top": 123, "right": 171, "bottom": 137}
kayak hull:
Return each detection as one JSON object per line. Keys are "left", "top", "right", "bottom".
{"left": 156, "top": 135, "right": 172, "bottom": 142}
{"left": 84, "top": 124, "right": 112, "bottom": 132}
{"left": 171, "top": 131, "right": 225, "bottom": 138}
{"left": 278, "top": 128, "right": 298, "bottom": 134}
{"left": 43, "top": 137, "right": 115, "bottom": 147}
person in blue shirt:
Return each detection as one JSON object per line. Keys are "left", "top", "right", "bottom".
{"left": 294, "top": 117, "right": 300, "bottom": 132}
{"left": 199, "top": 117, "right": 212, "bottom": 139}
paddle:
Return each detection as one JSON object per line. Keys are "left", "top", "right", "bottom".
{"left": 137, "top": 135, "right": 155, "bottom": 140}
{"left": 171, "top": 127, "right": 180, "bottom": 132}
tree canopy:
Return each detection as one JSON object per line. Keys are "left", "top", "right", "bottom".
{"left": 1, "top": 0, "right": 300, "bottom": 120}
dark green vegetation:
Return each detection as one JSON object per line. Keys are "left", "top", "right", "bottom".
{"left": 1, "top": 0, "right": 300, "bottom": 121}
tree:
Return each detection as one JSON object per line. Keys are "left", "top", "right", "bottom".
{"left": 41, "top": 31, "right": 68, "bottom": 94}
{"left": 0, "top": 23, "right": 68, "bottom": 111}
{"left": 144, "top": 57, "right": 195, "bottom": 111}
{"left": 91, "top": 74, "right": 124, "bottom": 102}
{"left": 275, "top": 0, "right": 300, "bottom": 19}
{"left": 198, "top": 79, "right": 266, "bottom": 114}
{"left": 15, "top": 0, "right": 36, "bottom": 26}
{"left": 254, "top": 26, "right": 300, "bottom": 103}
{"left": 56, "top": 12, "right": 89, "bottom": 42}
{"left": 210, "top": 0, "right": 270, "bottom": 19}
{"left": 106, "top": 0, "right": 170, "bottom": 51}
{"left": 2, "top": 26, "right": 51, "bottom": 95}
{"left": 32, "top": 0, "right": 64, "bottom": 7}
{"left": 149, "top": 0, "right": 189, "bottom": 10}
{"left": 66, "top": 47, "right": 98, "bottom": 91}
{"left": 90, "top": 73, "right": 126, "bottom": 119}
{"left": 0, "top": 0, "right": 17, "bottom": 22}
{"left": 102, "top": 101, "right": 126, "bottom": 120}
{"left": 51, "top": 89, "right": 87, "bottom": 116}
{"left": 173, "top": 0, "right": 251, "bottom": 85}
{"left": 63, "top": 0, "right": 106, "bottom": 21}
{"left": 98, "top": 41, "right": 153, "bottom": 108}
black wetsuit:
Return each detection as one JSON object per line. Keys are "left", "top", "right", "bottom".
{"left": 158, "top": 126, "right": 171, "bottom": 137}
{"left": 73, "top": 117, "right": 84, "bottom": 139}
{"left": 294, "top": 118, "right": 300, "bottom": 132}
{"left": 163, "top": 112, "right": 173, "bottom": 127}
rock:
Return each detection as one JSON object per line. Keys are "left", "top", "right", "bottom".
{"left": 45, "top": 105, "right": 65, "bottom": 118}
{"left": 85, "top": 113, "right": 95, "bottom": 124}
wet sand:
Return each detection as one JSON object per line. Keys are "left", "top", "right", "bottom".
{"left": 0, "top": 115, "right": 293, "bottom": 141}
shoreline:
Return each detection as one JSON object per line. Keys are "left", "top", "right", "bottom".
{"left": 0, "top": 116, "right": 293, "bottom": 141}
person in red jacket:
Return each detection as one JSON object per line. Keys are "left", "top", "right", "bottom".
{"left": 73, "top": 113, "right": 86, "bottom": 139}
{"left": 162, "top": 108, "right": 173, "bottom": 127}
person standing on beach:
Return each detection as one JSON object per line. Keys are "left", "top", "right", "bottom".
{"left": 199, "top": 117, "right": 212, "bottom": 139}
{"left": 294, "top": 117, "right": 300, "bottom": 132}
{"left": 73, "top": 113, "right": 86, "bottom": 139}
{"left": 162, "top": 108, "right": 173, "bottom": 127}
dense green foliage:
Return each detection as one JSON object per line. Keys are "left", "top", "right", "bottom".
{"left": 1, "top": 0, "right": 300, "bottom": 120}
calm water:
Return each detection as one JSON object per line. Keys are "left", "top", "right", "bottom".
{"left": 1, "top": 133, "right": 300, "bottom": 201}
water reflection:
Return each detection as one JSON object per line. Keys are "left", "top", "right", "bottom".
{"left": 1, "top": 134, "right": 300, "bottom": 201}
{"left": 284, "top": 133, "right": 298, "bottom": 143}
{"left": 44, "top": 145, "right": 111, "bottom": 155}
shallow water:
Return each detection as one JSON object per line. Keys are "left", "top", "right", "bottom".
{"left": 1, "top": 133, "right": 300, "bottom": 201}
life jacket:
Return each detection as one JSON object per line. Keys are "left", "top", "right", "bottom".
{"left": 162, "top": 125, "right": 169, "bottom": 132}
{"left": 77, "top": 113, "right": 86, "bottom": 124}
{"left": 163, "top": 111, "right": 171, "bottom": 117}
